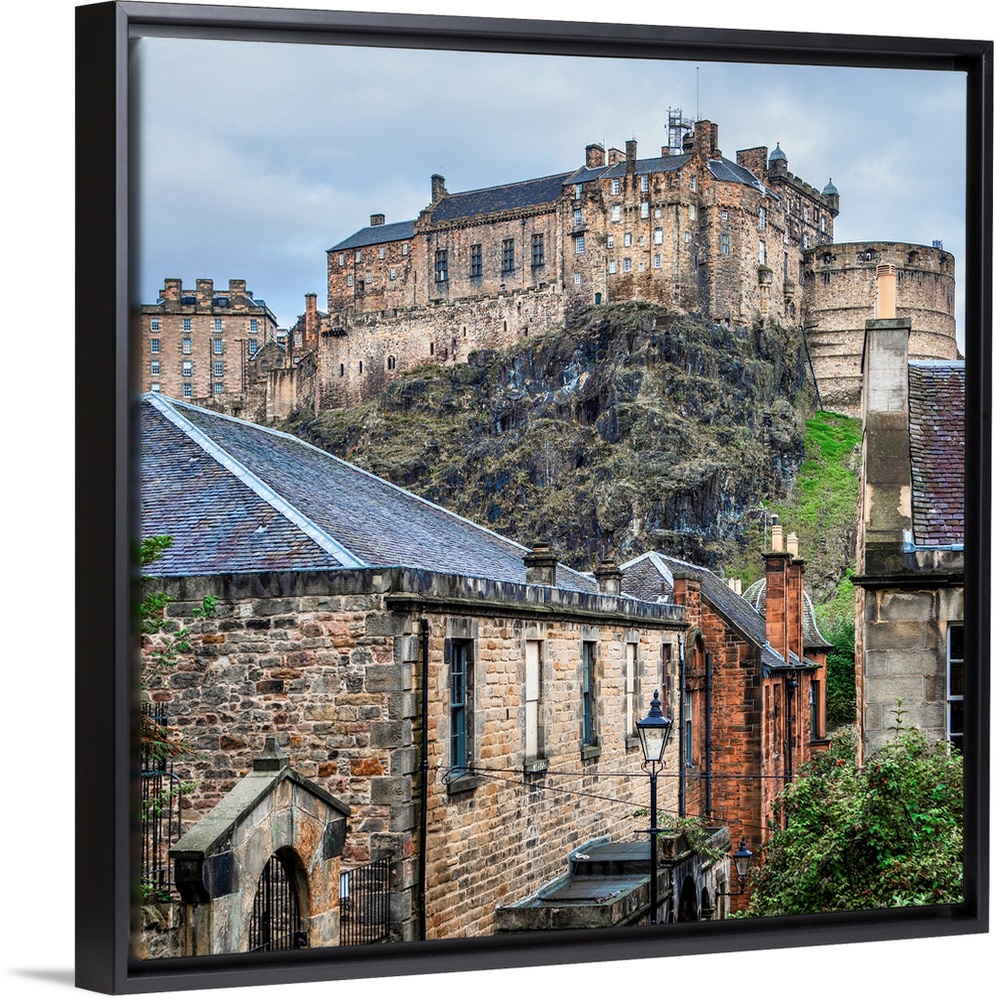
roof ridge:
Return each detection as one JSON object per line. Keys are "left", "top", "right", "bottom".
{"left": 145, "top": 393, "right": 366, "bottom": 569}
{"left": 442, "top": 170, "right": 575, "bottom": 199}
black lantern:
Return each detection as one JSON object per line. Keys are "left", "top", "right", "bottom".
{"left": 636, "top": 690, "right": 673, "bottom": 764}
{"left": 732, "top": 838, "right": 753, "bottom": 883}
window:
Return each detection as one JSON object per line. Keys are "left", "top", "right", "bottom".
{"left": 574, "top": 235, "right": 585, "bottom": 255}
{"left": 401, "top": 242, "right": 409, "bottom": 256}
{"left": 150, "top": 360, "right": 160, "bottom": 376}
{"left": 574, "top": 208, "right": 583, "bottom": 227}
{"left": 150, "top": 338, "right": 160, "bottom": 354}
{"left": 531, "top": 233, "right": 544, "bottom": 267}
{"left": 653, "top": 227, "right": 663, "bottom": 245}
{"left": 389, "top": 268, "right": 397, "bottom": 281}
{"left": 653, "top": 253, "right": 661, "bottom": 268}
{"left": 623, "top": 257, "right": 632, "bottom": 272}
{"left": 450, "top": 639, "right": 472, "bottom": 776}
{"left": 810, "top": 680, "right": 822, "bottom": 740}
{"left": 624, "top": 232, "right": 632, "bottom": 247}
{"left": 660, "top": 643, "right": 672, "bottom": 714}
{"left": 213, "top": 318, "right": 223, "bottom": 332}
{"left": 150, "top": 317, "right": 160, "bottom": 332}
{"left": 611, "top": 178, "right": 621, "bottom": 195}
{"left": 759, "top": 206, "right": 767, "bottom": 231}
{"left": 182, "top": 382, "right": 192, "bottom": 398}
{"left": 434, "top": 249, "right": 448, "bottom": 282}
{"left": 502, "top": 238, "right": 515, "bottom": 273}
{"left": 820, "top": 215, "right": 826, "bottom": 233}
{"left": 573, "top": 183, "right": 583, "bottom": 199}
{"left": 573, "top": 273, "right": 581, "bottom": 286}
{"left": 689, "top": 204, "right": 696, "bottom": 221}
{"left": 607, "top": 235, "right": 615, "bottom": 249}
{"left": 181, "top": 337, "right": 192, "bottom": 355}
{"left": 640, "top": 174, "right": 649, "bottom": 193}
{"left": 470, "top": 244, "right": 482, "bottom": 278}
{"left": 684, "top": 688, "right": 693, "bottom": 766}
{"left": 759, "top": 240, "right": 767, "bottom": 265}
{"left": 581, "top": 642, "right": 596, "bottom": 746}
{"left": 214, "top": 360, "right": 223, "bottom": 378}
{"left": 213, "top": 338, "right": 223, "bottom": 355}
{"left": 625, "top": 643, "right": 637, "bottom": 737}
{"left": 346, "top": 274, "right": 354, "bottom": 287}
{"left": 803, "top": 206, "right": 809, "bottom": 222}
{"left": 378, "top": 246, "right": 385, "bottom": 259}
{"left": 640, "top": 202, "right": 650, "bottom": 219}
{"left": 339, "top": 252, "right": 345, "bottom": 266}
{"left": 182, "top": 317, "right": 192, "bottom": 332}
{"left": 249, "top": 318, "right": 258, "bottom": 333}
{"left": 387, "top": 355, "right": 396, "bottom": 370}
{"left": 213, "top": 382, "right": 223, "bottom": 396}
{"left": 525, "top": 640, "right": 543, "bottom": 760}
{"left": 181, "top": 362, "right": 193, "bottom": 381}
{"left": 948, "top": 624, "right": 964, "bottom": 752}
{"left": 689, "top": 176, "right": 697, "bottom": 192}
{"left": 720, "top": 233, "right": 731, "bottom": 255}
{"left": 608, "top": 259, "right": 617, "bottom": 274}
{"left": 720, "top": 209, "right": 729, "bottom": 221}
{"left": 248, "top": 338, "right": 258, "bottom": 355}
{"left": 355, "top": 250, "right": 362, "bottom": 263}
{"left": 611, "top": 205, "right": 621, "bottom": 222}
{"left": 150, "top": 382, "right": 160, "bottom": 393}
{"left": 339, "top": 363, "right": 345, "bottom": 377}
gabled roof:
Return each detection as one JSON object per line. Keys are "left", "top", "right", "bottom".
{"left": 908, "top": 361, "right": 965, "bottom": 548}
{"left": 328, "top": 219, "right": 416, "bottom": 253}
{"left": 619, "top": 551, "right": 787, "bottom": 669}
{"left": 569, "top": 154, "right": 692, "bottom": 185}
{"left": 140, "top": 393, "right": 598, "bottom": 592}
{"left": 430, "top": 172, "right": 575, "bottom": 223}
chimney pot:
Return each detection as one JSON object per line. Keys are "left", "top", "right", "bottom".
{"left": 875, "top": 263, "right": 897, "bottom": 319}
{"left": 786, "top": 532, "right": 800, "bottom": 558}
{"left": 771, "top": 523, "right": 784, "bottom": 551}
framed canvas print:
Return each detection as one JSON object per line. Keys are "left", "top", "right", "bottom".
{"left": 75, "top": 0, "right": 991, "bottom": 995}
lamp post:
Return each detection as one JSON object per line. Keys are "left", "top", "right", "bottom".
{"left": 636, "top": 690, "right": 673, "bottom": 924}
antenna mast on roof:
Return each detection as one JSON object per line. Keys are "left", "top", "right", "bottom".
{"left": 666, "top": 107, "right": 694, "bottom": 155}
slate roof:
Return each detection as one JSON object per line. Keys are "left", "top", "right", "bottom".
{"left": 140, "top": 393, "right": 599, "bottom": 591}
{"left": 327, "top": 219, "right": 416, "bottom": 253}
{"left": 908, "top": 361, "right": 965, "bottom": 548}
{"left": 569, "top": 154, "right": 691, "bottom": 186}
{"left": 430, "top": 172, "right": 575, "bottom": 223}
{"left": 619, "top": 551, "right": 788, "bottom": 669}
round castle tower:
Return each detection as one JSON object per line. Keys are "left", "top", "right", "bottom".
{"left": 801, "top": 241, "right": 957, "bottom": 416}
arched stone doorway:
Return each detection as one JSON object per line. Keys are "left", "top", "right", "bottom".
{"left": 677, "top": 875, "right": 699, "bottom": 921}
{"left": 249, "top": 849, "right": 308, "bottom": 952}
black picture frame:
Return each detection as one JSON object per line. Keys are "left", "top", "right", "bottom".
{"left": 75, "top": 2, "right": 992, "bottom": 995}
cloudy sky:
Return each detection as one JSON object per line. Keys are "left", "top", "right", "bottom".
{"left": 132, "top": 27, "right": 968, "bottom": 342}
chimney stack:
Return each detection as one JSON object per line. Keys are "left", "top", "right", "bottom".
{"left": 593, "top": 557, "right": 623, "bottom": 595}
{"left": 586, "top": 143, "right": 606, "bottom": 168}
{"left": 524, "top": 543, "right": 557, "bottom": 588}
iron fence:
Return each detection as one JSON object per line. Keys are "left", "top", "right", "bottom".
{"left": 339, "top": 857, "right": 393, "bottom": 946}
{"left": 140, "top": 703, "right": 182, "bottom": 901}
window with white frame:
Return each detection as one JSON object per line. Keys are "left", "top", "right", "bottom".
{"left": 182, "top": 317, "right": 192, "bottom": 332}
{"left": 689, "top": 204, "right": 696, "bottom": 220}
{"left": 624, "top": 232, "right": 632, "bottom": 247}
{"left": 355, "top": 249, "right": 362, "bottom": 263}
{"left": 213, "top": 318, "right": 222, "bottom": 332}
{"left": 608, "top": 259, "right": 617, "bottom": 274}
{"left": 759, "top": 206, "right": 766, "bottom": 230}
{"left": 248, "top": 339, "right": 258, "bottom": 355}
{"left": 690, "top": 176, "right": 697, "bottom": 192}
{"left": 213, "top": 337, "right": 223, "bottom": 355}
{"left": 640, "top": 174, "right": 649, "bottom": 193}
{"left": 182, "top": 337, "right": 192, "bottom": 355}
{"left": 525, "top": 640, "right": 543, "bottom": 760}
{"left": 607, "top": 235, "right": 615, "bottom": 249}
{"left": 182, "top": 360, "right": 192, "bottom": 377}
{"left": 249, "top": 318, "right": 258, "bottom": 333}
{"left": 378, "top": 246, "right": 385, "bottom": 259}
{"left": 150, "top": 382, "right": 160, "bottom": 393}
{"left": 759, "top": 240, "right": 767, "bottom": 265}
{"left": 214, "top": 360, "right": 223, "bottom": 378}
{"left": 653, "top": 253, "right": 661, "bottom": 268}
{"left": 213, "top": 382, "right": 223, "bottom": 396}
{"left": 389, "top": 268, "right": 397, "bottom": 281}
{"left": 150, "top": 360, "right": 160, "bottom": 376}
{"left": 574, "top": 235, "right": 585, "bottom": 255}
{"left": 623, "top": 257, "right": 632, "bottom": 272}
{"left": 150, "top": 317, "right": 160, "bottom": 332}
{"left": 346, "top": 274, "right": 354, "bottom": 287}
{"left": 573, "top": 273, "right": 581, "bottom": 286}
{"left": 640, "top": 202, "right": 650, "bottom": 219}
{"left": 338, "top": 252, "right": 345, "bottom": 266}
{"left": 611, "top": 178, "right": 620, "bottom": 195}
{"left": 402, "top": 242, "right": 409, "bottom": 256}
{"left": 720, "top": 233, "right": 731, "bottom": 255}
{"left": 574, "top": 208, "right": 583, "bottom": 227}
{"left": 654, "top": 227, "right": 663, "bottom": 245}
{"left": 720, "top": 208, "right": 729, "bottom": 220}
{"left": 182, "top": 382, "right": 192, "bottom": 398}
{"left": 625, "top": 642, "right": 637, "bottom": 736}
{"left": 948, "top": 624, "right": 964, "bottom": 752}
{"left": 150, "top": 338, "right": 160, "bottom": 354}
{"left": 574, "top": 183, "right": 583, "bottom": 199}
{"left": 612, "top": 205, "right": 621, "bottom": 222}
{"left": 450, "top": 639, "right": 473, "bottom": 777}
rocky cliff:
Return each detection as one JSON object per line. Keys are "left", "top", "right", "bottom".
{"left": 283, "top": 303, "right": 845, "bottom": 587}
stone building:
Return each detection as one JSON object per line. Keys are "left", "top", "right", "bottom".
{"left": 137, "top": 278, "right": 280, "bottom": 418}
{"left": 853, "top": 268, "right": 965, "bottom": 756}
{"left": 297, "top": 118, "right": 840, "bottom": 412}
{"left": 619, "top": 534, "right": 831, "bottom": 901}
{"left": 139, "top": 392, "right": 716, "bottom": 952}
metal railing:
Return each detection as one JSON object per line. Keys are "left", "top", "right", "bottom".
{"left": 140, "top": 704, "right": 182, "bottom": 901}
{"left": 339, "top": 857, "right": 393, "bottom": 946}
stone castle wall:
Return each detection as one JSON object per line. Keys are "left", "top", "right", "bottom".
{"left": 803, "top": 242, "right": 957, "bottom": 415}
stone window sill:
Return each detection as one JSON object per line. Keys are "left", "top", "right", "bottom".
{"left": 580, "top": 744, "right": 602, "bottom": 763}
{"left": 523, "top": 758, "right": 549, "bottom": 776}
{"left": 446, "top": 773, "right": 485, "bottom": 796}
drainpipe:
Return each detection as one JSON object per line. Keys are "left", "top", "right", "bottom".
{"left": 418, "top": 617, "right": 429, "bottom": 940}
{"left": 678, "top": 633, "right": 686, "bottom": 819}
{"left": 705, "top": 651, "right": 713, "bottom": 818}
{"left": 785, "top": 671, "right": 796, "bottom": 784}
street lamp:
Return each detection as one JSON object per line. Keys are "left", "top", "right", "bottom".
{"left": 636, "top": 690, "right": 673, "bottom": 924}
{"left": 732, "top": 838, "right": 754, "bottom": 887}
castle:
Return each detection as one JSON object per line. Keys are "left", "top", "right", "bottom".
{"left": 138, "top": 116, "right": 959, "bottom": 419}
